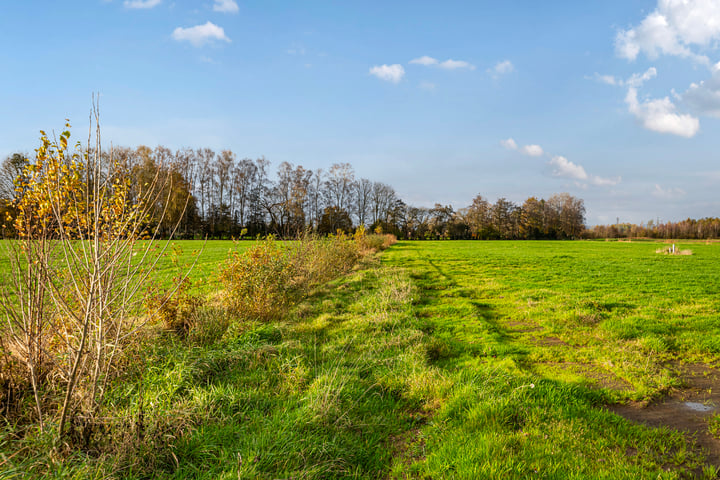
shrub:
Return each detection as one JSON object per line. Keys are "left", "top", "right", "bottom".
{"left": 220, "top": 237, "right": 298, "bottom": 321}
{"left": 220, "top": 233, "right": 366, "bottom": 321}
{"left": 353, "top": 225, "right": 397, "bottom": 253}
{"left": 0, "top": 109, "right": 194, "bottom": 442}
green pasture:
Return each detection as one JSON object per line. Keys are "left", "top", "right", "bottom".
{"left": 3, "top": 239, "right": 720, "bottom": 479}
{"left": 0, "top": 239, "right": 253, "bottom": 295}
{"left": 383, "top": 240, "right": 720, "bottom": 478}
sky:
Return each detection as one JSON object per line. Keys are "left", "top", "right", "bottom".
{"left": 1, "top": 0, "right": 720, "bottom": 225}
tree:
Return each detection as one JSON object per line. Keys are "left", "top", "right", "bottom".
{"left": 0, "top": 110, "right": 194, "bottom": 442}
{"left": 354, "top": 178, "right": 372, "bottom": 227}
{"left": 548, "top": 193, "right": 585, "bottom": 238}
{"left": 466, "top": 194, "right": 493, "bottom": 239}
{"left": 0, "top": 153, "right": 26, "bottom": 201}
{"left": 521, "top": 197, "right": 545, "bottom": 239}
{"left": 370, "top": 182, "right": 396, "bottom": 225}
{"left": 0, "top": 153, "right": 26, "bottom": 237}
{"left": 491, "top": 197, "right": 517, "bottom": 239}
{"left": 429, "top": 204, "right": 454, "bottom": 239}
{"left": 324, "top": 163, "right": 355, "bottom": 213}
{"left": 318, "top": 206, "right": 352, "bottom": 234}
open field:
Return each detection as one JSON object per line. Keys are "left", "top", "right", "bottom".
{"left": 0, "top": 239, "right": 251, "bottom": 295}
{"left": 383, "top": 240, "right": 720, "bottom": 478}
{"left": 3, "top": 239, "right": 720, "bottom": 478}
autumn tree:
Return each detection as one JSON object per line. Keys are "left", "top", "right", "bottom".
{"left": 318, "top": 206, "right": 353, "bottom": 234}
{"left": 0, "top": 110, "right": 194, "bottom": 442}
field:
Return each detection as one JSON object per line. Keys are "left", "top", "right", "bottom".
{"left": 3, "top": 239, "right": 720, "bottom": 478}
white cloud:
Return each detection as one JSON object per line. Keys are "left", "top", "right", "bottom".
{"left": 625, "top": 86, "right": 700, "bottom": 137}
{"left": 549, "top": 156, "right": 588, "bottom": 181}
{"left": 501, "top": 138, "right": 544, "bottom": 157}
{"left": 626, "top": 67, "right": 657, "bottom": 87}
{"left": 590, "top": 175, "right": 622, "bottom": 186}
{"left": 419, "top": 81, "right": 436, "bottom": 91}
{"left": 369, "top": 64, "right": 405, "bottom": 83}
{"left": 596, "top": 66, "right": 699, "bottom": 136}
{"left": 409, "top": 56, "right": 474, "bottom": 70}
{"left": 438, "top": 59, "right": 475, "bottom": 70}
{"left": 503, "top": 139, "right": 620, "bottom": 187}
{"left": 652, "top": 183, "right": 686, "bottom": 199}
{"left": 500, "top": 138, "right": 518, "bottom": 150}
{"left": 124, "top": 0, "right": 161, "bottom": 8}
{"left": 593, "top": 73, "right": 621, "bottom": 86}
{"left": 409, "top": 56, "right": 438, "bottom": 66}
{"left": 489, "top": 60, "right": 514, "bottom": 77}
{"left": 590, "top": 68, "right": 656, "bottom": 87}
{"left": 521, "top": 144, "right": 544, "bottom": 157}
{"left": 172, "top": 22, "right": 231, "bottom": 47}
{"left": 213, "top": 0, "right": 238, "bottom": 13}
{"left": 681, "top": 62, "right": 720, "bottom": 117}
{"left": 615, "top": 0, "right": 720, "bottom": 64}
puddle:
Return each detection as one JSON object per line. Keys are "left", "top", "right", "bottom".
{"left": 610, "top": 364, "right": 720, "bottom": 468}
{"left": 684, "top": 401, "right": 715, "bottom": 413}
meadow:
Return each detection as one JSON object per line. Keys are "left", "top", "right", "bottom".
{"left": 2, "top": 239, "right": 720, "bottom": 479}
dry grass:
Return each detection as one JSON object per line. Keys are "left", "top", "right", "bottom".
{"left": 655, "top": 246, "right": 693, "bottom": 255}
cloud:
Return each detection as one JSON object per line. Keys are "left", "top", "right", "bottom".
{"left": 625, "top": 86, "right": 700, "bottom": 137}
{"left": 501, "top": 138, "right": 544, "bottom": 157}
{"left": 521, "top": 144, "right": 544, "bottom": 157}
{"left": 419, "top": 81, "right": 436, "bottom": 91}
{"left": 409, "top": 56, "right": 475, "bottom": 70}
{"left": 590, "top": 67, "right": 657, "bottom": 87}
{"left": 680, "top": 62, "right": 720, "bottom": 117}
{"left": 438, "top": 59, "right": 475, "bottom": 70}
{"left": 503, "top": 137, "right": 621, "bottom": 188}
{"left": 626, "top": 67, "right": 657, "bottom": 87}
{"left": 124, "top": 0, "right": 161, "bottom": 8}
{"left": 369, "top": 64, "right": 405, "bottom": 83}
{"left": 172, "top": 22, "right": 231, "bottom": 47}
{"left": 594, "top": 65, "right": 699, "bottom": 136}
{"left": 652, "top": 183, "right": 686, "bottom": 199}
{"left": 549, "top": 156, "right": 588, "bottom": 181}
{"left": 213, "top": 0, "right": 238, "bottom": 13}
{"left": 590, "top": 175, "right": 622, "bottom": 186}
{"left": 592, "top": 73, "right": 622, "bottom": 86}
{"left": 409, "top": 56, "right": 438, "bottom": 66}
{"left": 500, "top": 138, "right": 518, "bottom": 150}
{"left": 615, "top": 0, "right": 720, "bottom": 64}
{"left": 489, "top": 60, "right": 514, "bottom": 77}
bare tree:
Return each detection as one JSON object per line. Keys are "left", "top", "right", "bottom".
{"left": 354, "top": 178, "right": 372, "bottom": 227}
{"left": 0, "top": 106, "right": 195, "bottom": 442}
{"left": 370, "top": 182, "right": 396, "bottom": 225}
{"left": 324, "top": 163, "right": 355, "bottom": 214}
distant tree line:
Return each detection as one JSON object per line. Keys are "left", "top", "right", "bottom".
{"left": 1, "top": 146, "right": 588, "bottom": 240}
{"left": 585, "top": 218, "right": 720, "bottom": 240}
{"left": 0, "top": 146, "right": 594, "bottom": 240}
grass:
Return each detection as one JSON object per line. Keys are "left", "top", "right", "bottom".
{"left": 383, "top": 240, "right": 720, "bottom": 478}
{"left": 3, "top": 239, "right": 720, "bottom": 478}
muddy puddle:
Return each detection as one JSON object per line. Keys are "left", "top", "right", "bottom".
{"left": 609, "top": 364, "right": 720, "bottom": 468}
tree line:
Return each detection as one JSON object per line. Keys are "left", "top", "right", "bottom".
{"left": 0, "top": 146, "right": 591, "bottom": 240}
{"left": 585, "top": 218, "right": 720, "bottom": 240}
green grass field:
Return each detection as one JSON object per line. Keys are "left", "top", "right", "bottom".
{"left": 3, "top": 239, "right": 720, "bottom": 478}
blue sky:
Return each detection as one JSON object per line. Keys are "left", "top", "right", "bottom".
{"left": 2, "top": 0, "right": 720, "bottom": 225}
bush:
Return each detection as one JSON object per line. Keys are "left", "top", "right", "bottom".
{"left": 220, "top": 233, "right": 365, "bottom": 321}
{"left": 220, "top": 237, "right": 299, "bottom": 321}
{"left": 354, "top": 225, "right": 397, "bottom": 252}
